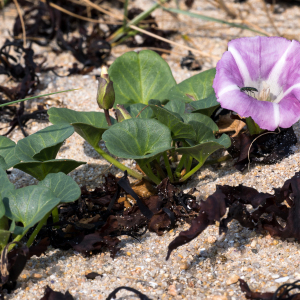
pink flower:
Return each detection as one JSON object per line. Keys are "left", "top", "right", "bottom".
{"left": 213, "top": 36, "right": 300, "bottom": 131}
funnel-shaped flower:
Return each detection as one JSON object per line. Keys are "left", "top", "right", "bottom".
{"left": 213, "top": 36, "right": 300, "bottom": 131}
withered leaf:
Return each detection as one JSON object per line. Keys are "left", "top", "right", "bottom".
{"left": 217, "top": 113, "right": 246, "bottom": 137}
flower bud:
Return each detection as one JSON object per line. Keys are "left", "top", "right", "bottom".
{"left": 116, "top": 104, "right": 132, "bottom": 122}
{"left": 97, "top": 66, "right": 115, "bottom": 110}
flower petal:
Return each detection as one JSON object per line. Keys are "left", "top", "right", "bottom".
{"left": 278, "top": 96, "right": 300, "bottom": 128}
{"left": 228, "top": 36, "right": 292, "bottom": 86}
{"left": 215, "top": 89, "right": 279, "bottom": 131}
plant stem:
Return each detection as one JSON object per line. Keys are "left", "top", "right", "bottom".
{"left": 8, "top": 229, "right": 29, "bottom": 252}
{"left": 26, "top": 212, "right": 51, "bottom": 248}
{"left": 179, "top": 161, "right": 204, "bottom": 182}
{"left": 107, "top": 0, "right": 167, "bottom": 43}
{"left": 94, "top": 145, "right": 143, "bottom": 180}
{"left": 154, "top": 161, "right": 165, "bottom": 180}
{"left": 123, "top": 0, "right": 129, "bottom": 28}
{"left": 175, "top": 154, "right": 187, "bottom": 174}
{"left": 52, "top": 207, "right": 59, "bottom": 229}
{"left": 104, "top": 109, "right": 112, "bottom": 126}
{"left": 163, "top": 152, "right": 174, "bottom": 182}
{"left": 138, "top": 163, "right": 161, "bottom": 185}
{"left": 185, "top": 155, "right": 193, "bottom": 173}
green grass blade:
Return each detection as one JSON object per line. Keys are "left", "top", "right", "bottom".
{"left": 0, "top": 89, "right": 80, "bottom": 108}
{"left": 162, "top": 7, "right": 268, "bottom": 36}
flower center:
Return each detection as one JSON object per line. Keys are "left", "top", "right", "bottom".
{"left": 252, "top": 81, "right": 283, "bottom": 104}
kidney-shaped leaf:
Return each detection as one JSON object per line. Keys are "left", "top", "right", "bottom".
{"left": 177, "top": 134, "right": 231, "bottom": 164}
{"left": 102, "top": 119, "right": 172, "bottom": 160}
{"left": 15, "top": 124, "right": 74, "bottom": 162}
{"left": 166, "top": 68, "right": 216, "bottom": 103}
{"left": 108, "top": 50, "right": 176, "bottom": 105}
{"left": 0, "top": 136, "right": 20, "bottom": 169}
{"left": 3, "top": 186, "right": 60, "bottom": 234}
{"left": 181, "top": 112, "right": 218, "bottom": 133}
{"left": 164, "top": 99, "right": 185, "bottom": 115}
{"left": 48, "top": 107, "right": 116, "bottom": 148}
{"left": 38, "top": 172, "right": 81, "bottom": 203}
{"left": 14, "top": 159, "right": 85, "bottom": 181}
{"left": 190, "top": 93, "right": 219, "bottom": 116}
{"left": 125, "top": 103, "right": 154, "bottom": 119}
{"left": 150, "top": 105, "right": 195, "bottom": 140}
{"left": 0, "top": 168, "right": 15, "bottom": 198}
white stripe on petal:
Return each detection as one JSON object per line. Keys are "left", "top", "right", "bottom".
{"left": 279, "top": 82, "right": 300, "bottom": 102}
{"left": 228, "top": 46, "right": 256, "bottom": 87}
{"left": 267, "top": 41, "right": 294, "bottom": 96}
{"left": 273, "top": 102, "right": 280, "bottom": 127}
{"left": 218, "top": 84, "right": 239, "bottom": 97}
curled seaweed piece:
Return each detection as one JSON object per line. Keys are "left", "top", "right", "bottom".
{"left": 106, "top": 286, "right": 151, "bottom": 300}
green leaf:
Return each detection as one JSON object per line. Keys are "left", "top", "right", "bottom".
{"left": 0, "top": 136, "right": 20, "bottom": 169}
{"left": 48, "top": 107, "right": 116, "bottom": 148}
{"left": 38, "top": 172, "right": 81, "bottom": 203}
{"left": 190, "top": 94, "right": 220, "bottom": 116}
{"left": 15, "top": 124, "right": 74, "bottom": 162}
{"left": 177, "top": 134, "right": 231, "bottom": 164}
{"left": 125, "top": 103, "right": 154, "bottom": 119}
{"left": 181, "top": 112, "right": 218, "bottom": 133}
{"left": 14, "top": 159, "right": 85, "bottom": 181}
{"left": 0, "top": 197, "right": 5, "bottom": 220}
{"left": 3, "top": 186, "right": 60, "bottom": 234}
{"left": 164, "top": 99, "right": 185, "bottom": 114}
{"left": 102, "top": 118, "right": 172, "bottom": 160}
{"left": 0, "top": 156, "right": 8, "bottom": 170}
{"left": 108, "top": 50, "right": 176, "bottom": 105}
{"left": 149, "top": 105, "right": 195, "bottom": 140}
{"left": 166, "top": 68, "right": 216, "bottom": 104}
{"left": 0, "top": 168, "right": 15, "bottom": 197}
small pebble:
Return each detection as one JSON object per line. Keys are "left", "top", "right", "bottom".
{"left": 226, "top": 274, "right": 239, "bottom": 285}
{"left": 251, "top": 240, "right": 257, "bottom": 248}
{"left": 168, "top": 284, "right": 177, "bottom": 296}
{"left": 207, "top": 236, "right": 217, "bottom": 244}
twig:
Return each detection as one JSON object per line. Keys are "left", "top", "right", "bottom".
{"left": 129, "top": 24, "right": 219, "bottom": 59}
{"left": 261, "top": 0, "right": 281, "bottom": 36}
{"left": 12, "top": 0, "right": 26, "bottom": 48}
{"left": 40, "top": 0, "right": 123, "bottom": 24}
{"left": 247, "top": 128, "right": 280, "bottom": 172}
{"left": 217, "top": 0, "right": 237, "bottom": 19}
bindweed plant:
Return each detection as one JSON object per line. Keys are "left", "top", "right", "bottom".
{"left": 48, "top": 50, "right": 231, "bottom": 184}
{"left": 0, "top": 169, "right": 81, "bottom": 253}
{"left": 0, "top": 124, "right": 86, "bottom": 181}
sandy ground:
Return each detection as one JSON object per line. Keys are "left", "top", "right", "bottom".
{"left": 1, "top": 0, "right": 300, "bottom": 299}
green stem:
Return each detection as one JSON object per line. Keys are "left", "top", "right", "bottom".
{"left": 0, "top": 89, "right": 79, "bottom": 108}
{"left": 179, "top": 161, "right": 204, "bottom": 182}
{"left": 123, "top": 0, "right": 129, "bottom": 28}
{"left": 153, "top": 161, "right": 165, "bottom": 180}
{"left": 94, "top": 145, "right": 143, "bottom": 180}
{"left": 8, "top": 229, "right": 29, "bottom": 252}
{"left": 26, "top": 212, "right": 51, "bottom": 248}
{"left": 185, "top": 155, "right": 193, "bottom": 173}
{"left": 175, "top": 154, "right": 187, "bottom": 174}
{"left": 52, "top": 207, "right": 59, "bottom": 229}
{"left": 108, "top": 0, "right": 167, "bottom": 43}
{"left": 138, "top": 163, "right": 161, "bottom": 185}
{"left": 163, "top": 152, "right": 174, "bottom": 182}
